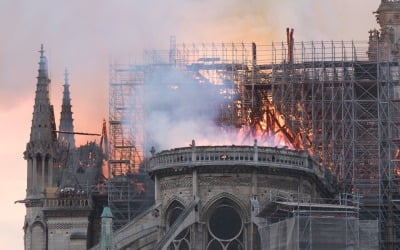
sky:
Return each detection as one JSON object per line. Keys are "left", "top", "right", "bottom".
{"left": 0, "top": 0, "right": 380, "bottom": 249}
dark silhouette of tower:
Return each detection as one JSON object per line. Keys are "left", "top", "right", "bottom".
{"left": 58, "top": 68, "right": 76, "bottom": 148}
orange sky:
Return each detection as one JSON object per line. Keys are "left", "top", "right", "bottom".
{"left": 0, "top": 0, "right": 380, "bottom": 249}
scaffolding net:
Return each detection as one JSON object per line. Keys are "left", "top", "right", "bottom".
{"left": 264, "top": 216, "right": 379, "bottom": 250}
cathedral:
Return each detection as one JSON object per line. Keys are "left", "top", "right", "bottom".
{"left": 21, "top": 46, "right": 378, "bottom": 250}
{"left": 22, "top": 45, "right": 106, "bottom": 250}
{"left": 22, "top": 0, "right": 400, "bottom": 249}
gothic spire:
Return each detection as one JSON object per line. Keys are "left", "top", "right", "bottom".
{"left": 25, "top": 44, "right": 57, "bottom": 198}
{"left": 58, "top": 68, "right": 76, "bottom": 148}
{"left": 28, "top": 44, "right": 57, "bottom": 143}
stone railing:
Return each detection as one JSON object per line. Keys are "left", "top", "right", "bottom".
{"left": 43, "top": 197, "right": 92, "bottom": 209}
{"left": 381, "top": 0, "right": 400, "bottom": 7}
{"left": 150, "top": 144, "right": 313, "bottom": 172}
{"left": 148, "top": 143, "right": 339, "bottom": 192}
{"left": 383, "top": 0, "right": 400, "bottom": 3}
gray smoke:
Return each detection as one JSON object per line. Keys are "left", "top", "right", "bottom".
{"left": 143, "top": 67, "right": 228, "bottom": 152}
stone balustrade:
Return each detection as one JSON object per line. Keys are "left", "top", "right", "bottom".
{"left": 43, "top": 197, "right": 92, "bottom": 209}
{"left": 149, "top": 144, "right": 322, "bottom": 175}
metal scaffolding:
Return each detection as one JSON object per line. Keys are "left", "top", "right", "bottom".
{"left": 169, "top": 40, "right": 400, "bottom": 249}
{"left": 262, "top": 40, "right": 400, "bottom": 249}
{"left": 106, "top": 174, "right": 154, "bottom": 230}
{"left": 262, "top": 195, "right": 379, "bottom": 250}
{"left": 108, "top": 39, "right": 400, "bottom": 247}
{"left": 108, "top": 63, "right": 153, "bottom": 230}
{"left": 109, "top": 64, "right": 145, "bottom": 176}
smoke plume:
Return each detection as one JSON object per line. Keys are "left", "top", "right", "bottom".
{"left": 143, "top": 67, "right": 227, "bottom": 152}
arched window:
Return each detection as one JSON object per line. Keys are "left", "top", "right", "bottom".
{"left": 31, "top": 222, "right": 45, "bottom": 250}
{"left": 167, "top": 201, "right": 184, "bottom": 227}
{"left": 166, "top": 201, "right": 191, "bottom": 250}
{"left": 206, "top": 199, "right": 244, "bottom": 250}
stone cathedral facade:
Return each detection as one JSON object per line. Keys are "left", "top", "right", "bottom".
{"left": 22, "top": 46, "right": 104, "bottom": 250}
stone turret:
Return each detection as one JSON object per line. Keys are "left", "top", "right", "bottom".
{"left": 369, "top": 0, "right": 400, "bottom": 61}
{"left": 23, "top": 44, "right": 58, "bottom": 250}
{"left": 100, "top": 207, "right": 114, "bottom": 250}
{"left": 58, "top": 68, "right": 76, "bottom": 148}
{"left": 24, "top": 44, "right": 57, "bottom": 198}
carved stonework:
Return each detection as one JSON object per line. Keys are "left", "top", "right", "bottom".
{"left": 160, "top": 176, "right": 192, "bottom": 190}
{"left": 24, "top": 198, "right": 44, "bottom": 208}
{"left": 199, "top": 175, "right": 252, "bottom": 187}
{"left": 258, "top": 176, "right": 298, "bottom": 191}
{"left": 48, "top": 222, "right": 87, "bottom": 230}
{"left": 369, "top": 0, "right": 400, "bottom": 61}
{"left": 25, "top": 141, "right": 55, "bottom": 158}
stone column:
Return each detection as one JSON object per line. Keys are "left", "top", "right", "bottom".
{"left": 192, "top": 169, "right": 198, "bottom": 199}
{"left": 154, "top": 175, "right": 160, "bottom": 202}
{"left": 252, "top": 140, "right": 258, "bottom": 197}
{"left": 27, "top": 158, "right": 32, "bottom": 194}
{"left": 252, "top": 170, "right": 258, "bottom": 197}
{"left": 42, "top": 156, "right": 46, "bottom": 192}
{"left": 32, "top": 157, "right": 37, "bottom": 194}
{"left": 191, "top": 139, "right": 196, "bottom": 162}
{"left": 253, "top": 139, "right": 258, "bottom": 162}
{"left": 48, "top": 157, "right": 53, "bottom": 187}
{"left": 191, "top": 140, "right": 198, "bottom": 200}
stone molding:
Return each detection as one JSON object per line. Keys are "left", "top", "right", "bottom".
{"left": 200, "top": 192, "right": 249, "bottom": 222}
{"left": 199, "top": 175, "right": 252, "bottom": 187}
{"left": 160, "top": 176, "right": 192, "bottom": 190}
{"left": 47, "top": 222, "right": 88, "bottom": 230}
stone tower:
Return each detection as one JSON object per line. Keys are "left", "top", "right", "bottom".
{"left": 24, "top": 44, "right": 57, "bottom": 199}
{"left": 58, "top": 68, "right": 76, "bottom": 148}
{"left": 22, "top": 46, "right": 98, "bottom": 250}
{"left": 369, "top": 0, "right": 400, "bottom": 60}
{"left": 23, "top": 44, "right": 58, "bottom": 250}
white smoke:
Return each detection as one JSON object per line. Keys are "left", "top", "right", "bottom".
{"left": 143, "top": 67, "right": 228, "bottom": 151}
{"left": 141, "top": 65, "right": 293, "bottom": 153}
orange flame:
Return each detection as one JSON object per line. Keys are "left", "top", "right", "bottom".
{"left": 211, "top": 98, "right": 306, "bottom": 150}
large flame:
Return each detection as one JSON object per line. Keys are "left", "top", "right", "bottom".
{"left": 239, "top": 101, "right": 302, "bottom": 150}
{"left": 193, "top": 98, "right": 305, "bottom": 150}
{"left": 238, "top": 100, "right": 301, "bottom": 149}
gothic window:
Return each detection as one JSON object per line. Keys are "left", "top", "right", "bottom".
{"left": 166, "top": 201, "right": 191, "bottom": 250}
{"left": 31, "top": 222, "right": 46, "bottom": 250}
{"left": 168, "top": 202, "right": 184, "bottom": 226}
{"left": 206, "top": 201, "right": 244, "bottom": 250}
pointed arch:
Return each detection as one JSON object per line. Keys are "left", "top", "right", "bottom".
{"left": 164, "top": 199, "right": 193, "bottom": 250}
{"left": 201, "top": 192, "right": 249, "bottom": 222}
{"left": 164, "top": 198, "right": 186, "bottom": 228}
{"left": 164, "top": 195, "right": 187, "bottom": 212}
{"left": 202, "top": 193, "right": 247, "bottom": 250}
{"left": 30, "top": 221, "right": 46, "bottom": 250}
